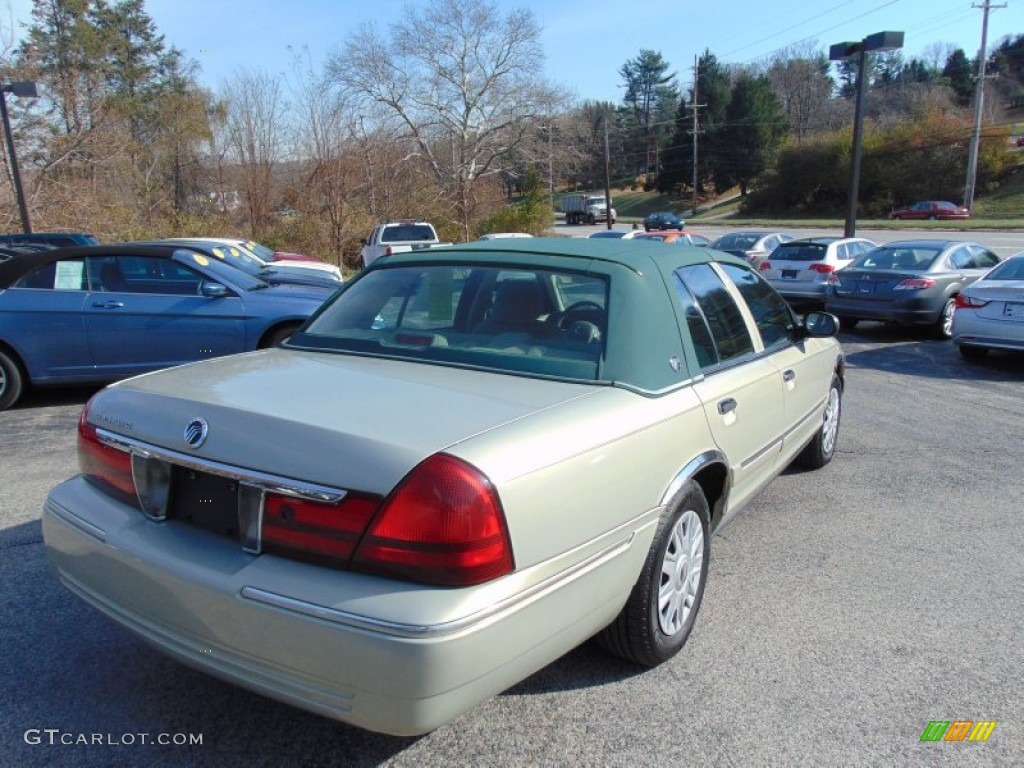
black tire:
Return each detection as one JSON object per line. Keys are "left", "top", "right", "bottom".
{"left": 259, "top": 324, "right": 301, "bottom": 348}
{"left": 959, "top": 344, "right": 988, "bottom": 360}
{"left": 927, "top": 215, "right": 937, "bottom": 221}
{"left": 587, "top": 214, "right": 595, "bottom": 225}
{"left": 934, "top": 297, "right": 955, "bottom": 339}
{"left": 836, "top": 316, "right": 859, "bottom": 330}
{"left": 597, "top": 481, "right": 710, "bottom": 667}
{"left": 0, "top": 348, "right": 25, "bottom": 411}
{"left": 891, "top": 214, "right": 901, "bottom": 220}
{"left": 794, "top": 374, "right": 842, "bottom": 470}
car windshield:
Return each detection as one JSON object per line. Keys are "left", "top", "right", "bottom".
{"left": 983, "top": 257, "right": 1024, "bottom": 281}
{"left": 588, "top": 231, "right": 627, "bottom": 238}
{"left": 849, "top": 246, "right": 941, "bottom": 271}
{"left": 243, "top": 241, "right": 276, "bottom": 261}
{"left": 381, "top": 225, "right": 436, "bottom": 242}
{"left": 770, "top": 243, "right": 828, "bottom": 261}
{"left": 292, "top": 264, "right": 608, "bottom": 381}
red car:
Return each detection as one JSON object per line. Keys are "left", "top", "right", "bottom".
{"left": 888, "top": 201, "right": 970, "bottom": 221}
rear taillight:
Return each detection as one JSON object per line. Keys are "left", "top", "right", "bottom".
{"left": 810, "top": 263, "right": 835, "bottom": 274}
{"left": 78, "top": 405, "right": 138, "bottom": 505}
{"left": 759, "top": 261, "right": 771, "bottom": 271}
{"left": 955, "top": 294, "right": 987, "bottom": 308}
{"left": 826, "top": 274, "right": 842, "bottom": 286}
{"left": 261, "top": 492, "right": 380, "bottom": 568}
{"left": 894, "top": 278, "right": 936, "bottom": 290}
{"left": 384, "top": 246, "right": 394, "bottom": 256}
{"left": 351, "top": 453, "right": 514, "bottom": 586}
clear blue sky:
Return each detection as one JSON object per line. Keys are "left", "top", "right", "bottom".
{"left": 3, "top": 0, "right": 1017, "bottom": 101}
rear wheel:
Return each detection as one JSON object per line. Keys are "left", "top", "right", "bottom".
{"left": 0, "top": 349, "right": 25, "bottom": 411}
{"left": 934, "top": 298, "right": 955, "bottom": 339}
{"left": 927, "top": 214, "right": 937, "bottom": 221}
{"left": 596, "top": 481, "right": 710, "bottom": 667}
{"left": 794, "top": 374, "right": 842, "bottom": 469}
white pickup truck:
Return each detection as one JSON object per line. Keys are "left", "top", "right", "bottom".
{"left": 360, "top": 221, "right": 450, "bottom": 268}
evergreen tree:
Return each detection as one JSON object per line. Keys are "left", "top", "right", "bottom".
{"left": 619, "top": 50, "right": 677, "bottom": 174}
{"left": 942, "top": 49, "right": 973, "bottom": 106}
{"left": 717, "top": 73, "right": 788, "bottom": 196}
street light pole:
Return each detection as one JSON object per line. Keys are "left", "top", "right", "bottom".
{"left": 0, "top": 81, "right": 39, "bottom": 234}
{"left": 830, "top": 32, "right": 903, "bottom": 238}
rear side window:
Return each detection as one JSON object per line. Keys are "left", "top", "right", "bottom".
{"left": 674, "top": 264, "right": 754, "bottom": 366}
{"left": 14, "top": 259, "right": 88, "bottom": 290}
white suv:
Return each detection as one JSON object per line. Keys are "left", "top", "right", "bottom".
{"left": 759, "top": 237, "right": 877, "bottom": 303}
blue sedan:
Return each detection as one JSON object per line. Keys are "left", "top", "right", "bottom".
{"left": 0, "top": 244, "right": 333, "bottom": 410}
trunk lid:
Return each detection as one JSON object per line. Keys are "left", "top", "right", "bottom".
{"left": 90, "top": 349, "right": 600, "bottom": 493}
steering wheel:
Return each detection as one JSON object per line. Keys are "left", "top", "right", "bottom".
{"left": 554, "top": 300, "right": 603, "bottom": 331}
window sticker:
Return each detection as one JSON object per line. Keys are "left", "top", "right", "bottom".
{"left": 55, "top": 261, "right": 85, "bottom": 290}
{"left": 193, "top": 254, "right": 210, "bottom": 267}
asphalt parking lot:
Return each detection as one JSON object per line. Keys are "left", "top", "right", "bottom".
{"left": 1, "top": 324, "right": 1021, "bottom": 767}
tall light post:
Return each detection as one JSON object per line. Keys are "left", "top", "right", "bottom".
{"left": 0, "top": 81, "right": 39, "bottom": 234}
{"left": 829, "top": 32, "right": 903, "bottom": 238}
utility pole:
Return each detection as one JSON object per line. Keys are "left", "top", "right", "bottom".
{"left": 603, "top": 115, "right": 613, "bottom": 230}
{"left": 963, "top": 0, "right": 1005, "bottom": 211}
{"left": 687, "top": 55, "right": 705, "bottom": 217}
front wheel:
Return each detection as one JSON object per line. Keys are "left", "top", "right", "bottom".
{"left": 596, "top": 481, "right": 710, "bottom": 667}
{"left": 259, "top": 324, "right": 301, "bottom": 348}
{"left": 0, "top": 348, "right": 25, "bottom": 411}
{"left": 959, "top": 344, "right": 988, "bottom": 360}
{"left": 794, "top": 374, "right": 842, "bottom": 469}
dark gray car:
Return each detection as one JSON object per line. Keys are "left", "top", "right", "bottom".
{"left": 824, "top": 239, "right": 1001, "bottom": 338}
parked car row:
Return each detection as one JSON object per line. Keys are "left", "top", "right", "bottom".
{"left": 0, "top": 239, "right": 343, "bottom": 411}
{"left": 584, "top": 225, "right": 1019, "bottom": 352}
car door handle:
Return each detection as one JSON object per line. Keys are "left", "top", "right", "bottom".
{"left": 91, "top": 301, "right": 124, "bottom": 308}
{"left": 717, "top": 398, "right": 737, "bottom": 415}
{"left": 783, "top": 369, "right": 796, "bottom": 382}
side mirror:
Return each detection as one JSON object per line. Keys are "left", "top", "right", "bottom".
{"left": 200, "top": 281, "right": 229, "bottom": 299}
{"left": 802, "top": 311, "right": 838, "bottom": 337}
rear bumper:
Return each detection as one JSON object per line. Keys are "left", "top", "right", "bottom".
{"left": 42, "top": 477, "right": 643, "bottom": 736}
{"left": 952, "top": 313, "right": 1024, "bottom": 351}
{"left": 824, "top": 296, "right": 940, "bottom": 325}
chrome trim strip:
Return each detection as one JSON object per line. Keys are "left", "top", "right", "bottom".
{"left": 740, "top": 435, "right": 784, "bottom": 469}
{"left": 46, "top": 499, "right": 106, "bottom": 542}
{"left": 241, "top": 534, "right": 635, "bottom": 639}
{"left": 661, "top": 450, "right": 730, "bottom": 508}
{"left": 782, "top": 395, "right": 827, "bottom": 441}
{"left": 95, "top": 428, "right": 346, "bottom": 504}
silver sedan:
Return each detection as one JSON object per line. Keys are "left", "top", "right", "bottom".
{"left": 951, "top": 251, "right": 1024, "bottom": 359}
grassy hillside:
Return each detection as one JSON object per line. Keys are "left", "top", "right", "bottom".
{"left": 595, "top": 156, "right": 1024, "bottom": 229}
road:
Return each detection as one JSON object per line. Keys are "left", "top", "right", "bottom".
{"left": 560, "top": 221, "right": 1024, "bottom": 258}
{"left": 2, "top": 324, "right": 1022, "bottom": 766}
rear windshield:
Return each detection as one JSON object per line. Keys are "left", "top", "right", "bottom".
{"left": 713, "top": 234, "right": 759, "bottom": 250}
{"left": 292, "top": 264, "right": 609, "bottom": 381}
{"left": 984, "top": 258, "right": 1024, "bottom": 281}
{"left": 381, "top": 225, "right": 437, "bottom": 243}
{"left": 771, "top": 243, "right": 827, "bottom": 261}
{"left": 850, "top": 246, "right": 941, "bottom": 271}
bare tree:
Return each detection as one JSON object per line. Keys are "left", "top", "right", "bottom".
{"left": 326, "top": 0, "right": 555, "bottom": 240}
{"left": 222, "top": 68, "right": 285, "bottom": 235}
{"left": 763, "top": 43, "right": 836, "bottom": 143}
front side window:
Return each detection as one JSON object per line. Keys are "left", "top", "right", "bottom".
{"left": 88, "top": 256, "right": 204, "bottom": 295}
{"left": 675, "top": 264, "right": 754, "bottom": 365}
{"left": 294, "top": 265, "right": 608, "bottom": 381}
